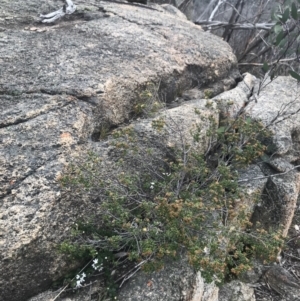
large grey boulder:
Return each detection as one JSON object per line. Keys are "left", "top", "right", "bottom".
{"left": 0, "top": 1, "right": 239, "bottom": 300}
{"left": 245, "top": 76, "right": 300, "bottom": 238}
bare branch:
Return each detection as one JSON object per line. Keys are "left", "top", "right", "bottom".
{"left": 195, "top": 20, "right": 275, "bottom": 31}
{"left": 238, "top": 57, "right": 299, "bottom": 66}
{"left": 209, "top": 0, "right": 226, "bottom": 22}
{"left": 222, "top": 0, "right": 245, "bottom": 41}
{"left": 238, "top": 165, "right": 300, "bottom": 183}
{"left": 206, "top": 0, "right": 226, "bottom": 32}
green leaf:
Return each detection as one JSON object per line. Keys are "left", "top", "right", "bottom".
{"left": 272, "top": 13, "right": 281, "bottom": 22}
{"left": 246, "top": 117, "right": 252, "bottom": 124}
{"left": 261, "top": 154, "right": 270, "bottom": 163}
{"left": 289, "top": 70, "right": 300, "bottom": 81}
{"left": 217, "top": 126, "right": 226, "bottom": 134}
{"left": 291, "top": 2, "right": 298, "bottom": 19}
{"left": 285, "top": 0, "right": 293, "bottom": 6}
{"left": 270, "top": 71, "right": 275, "bottom": 81}
{"left": 278, "top": 37, "right": 287, "bottom": 48}
{"left": 262, "top": 62, "right": 269, "bottom": 73}
{"left": 273, "top": 24, "right": 282, "bottom": 34}
{"left": 275, "top": 31, "right": 284, "bottom": 46}
{"left": 271, "top": 5, "right": 281, "bottom": 22}
{"left": 281, "top": 7, "right": 290, "bottom": 22}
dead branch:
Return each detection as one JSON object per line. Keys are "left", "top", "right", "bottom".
{"left": 195, "top": 20, "right": 275, "bottom": 31}
{"left": 238, "top": 165, "right": 300, "bottom": 183}
{"left": 238, "top": 57, "right": 299, "bottom": 66}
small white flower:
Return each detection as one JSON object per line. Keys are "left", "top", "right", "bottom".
{"left": 92, "top": 258, "right": 104, "bottom": 271}
{"left": 76, "top": 280, "right": 82, "bottom": 288}
{"left": 295, "top": 225, "right": 299, "bottom": 231}
{"left": 203, "top": 247, "right": 210, "bottom": 255}
{"left": 75, "top": 272, "right": 86, "bottom": 288}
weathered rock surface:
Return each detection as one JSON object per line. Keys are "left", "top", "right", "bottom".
{"left": 245, "top": 77, "right": 300, "bottom": 237}
{"left": 263, "top": 265, "right": 300, "bottom": 300}
{"left": 0, "top": 1, "right": 239, "bottom": 300}
{"left": 117, "top": 257, "right": 196, "bottom": 301}
{"left": 28, "top": 278, "right": 106, "bottom": 301}
{"left": 191, "top": 272, "right": 218, "bottom": 301}
{"left": 218, "top": 280, "right": 255, "bottom": 301}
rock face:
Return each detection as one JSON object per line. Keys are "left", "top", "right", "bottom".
{"left": 0, "top": 1, "right": 239, "bottom": 300}
{"left": 218, "top": 280, "right": 255, "bottom": 301}
{"left": 263, "top": 265, "right": 300, "bottom": 300}
{"left": 117, "top": 258, "right": 196, "bottom": 301}
{"left": 245, "top": 76, "right": 300, "bottom": 237}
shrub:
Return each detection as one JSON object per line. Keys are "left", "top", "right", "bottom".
{"left": 59, "top": 105, "right": 283, "bottom": 298}
{"left": 132, "top": 82, "right": 164, "bottom": 117}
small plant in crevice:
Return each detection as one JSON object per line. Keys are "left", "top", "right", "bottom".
{"left": 204, "top": 89, "right": 213, "bottom": 99}
{"left": 59, "top": 103, "right": 283, "bottom": 298}
{"left": 91, "top": 123, "right": 112, "bottom": 142}
{"left": 132, "top": 82, "right": 164, "bottom": 117}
